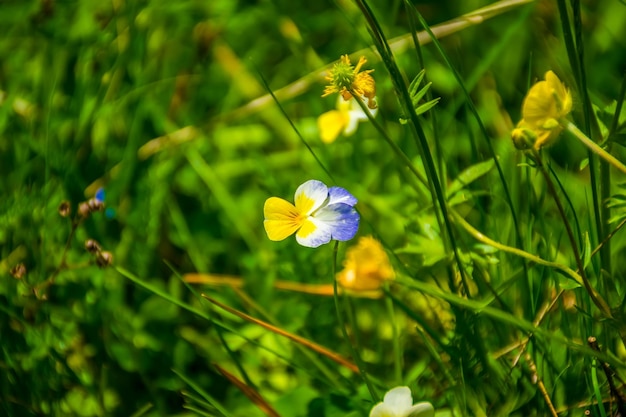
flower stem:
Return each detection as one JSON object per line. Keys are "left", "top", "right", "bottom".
{"left": 331, "top": 241, "right": 378, "bottom": 401}
{"left": 384, "top": 285, "right": 402, "bottom": 384}
{"left": 565, "top": 121, "right": 626, "bottom": 175}
{"left": 452, "top": 210, "right": 584, "bottom": 285}
{"left": 530, "top": 149, "right": 613, "bottom": 319}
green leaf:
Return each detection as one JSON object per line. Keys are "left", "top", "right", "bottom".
{"left": 447, "top": 159, "right": 495, "bottom": 198}
{"left": 408, "top": 70, "right": 439, "bottom": 115}
{"left": 415, "top": 97, "right": 441, "bottom": 115}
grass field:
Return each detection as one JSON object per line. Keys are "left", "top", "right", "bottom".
{"left": 2, "top": 0, "right": 626, "bottom": 416}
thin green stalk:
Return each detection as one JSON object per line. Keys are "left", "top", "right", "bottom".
{"left": 557, "top": 0, "right": 605, "bottom": 284}
{"left": 565, "top": 122, "right": 626, "bottom": 175}
{"left": 452, "top": 210, "right": 583, "bottom": 286}
{"left": 600, "top": 70, "right": 626, "bottom": 280}
{"left": 173, "top": 370, "right": 235, "bottom": 417}
{"left": 407, "top": 1, "right": 530, "bottom": 301}
{"left": 384, "top": 289, "right": 457, "bottom": 387}
{"left": 351, "top": 95, "right": 428, "bottom": 188}
{"left": 555, "top": 0, "right": 581, "bottom": 82}
{"left": 393, "top": 276, "right": 625, "bottom": 370}
{"left": 253, "top": 63, "right": 335, "bottom": 184}
{"left": 384, "top": 285, "right": 402, "bottom": 384}
{"left": 548, "top": 163, "right": 583, "bottom": 246}
{"left": 331, "top": 241, "right": 378, "bottom": 401}
{"left": 529, "top": 150, "right": 612, "bottom": 319}
{"left": 170, "top": 262, "right": 255, "bottom": 390}
{"left": 232, "top": 288, "right": 347, "bottom": 391}
{"left": 590, "top": 358, "right": 609, "bottom": 417}
{"left": 128, "top": 403, "right": 154, "bottom": 417}
{"left": 608, "top": 71, "right": 626, "bottom": 138}
{"left": 351, "top": 1, "right": 470, "bottom": 297}
{"left": 116, "top": 266, "right": 299, "bottom": 370}
{"left": 403, "top": 1, "right": 444, "bottom": 177}
{"left": 574, "top": 0, "right": 613, "bottom": 278}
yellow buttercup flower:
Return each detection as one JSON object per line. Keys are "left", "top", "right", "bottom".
{"left": 512, "top": 70, "right": 572, "bottom": 150}
{"left": 336, "top": 236, "right": 394, "bottom": 294}
{"left": 317, "top": 96, "right": 378, "bottom": 144}
{"left": 322, "top": 55, "right": 377, "bottom": 109}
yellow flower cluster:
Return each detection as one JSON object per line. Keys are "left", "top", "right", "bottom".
{"left": 511, "top": 70, "right": 572, "bottom": 150}
{"left": 336, "top": 236, "right": 394, "bottom": 295}
{"left": 322, "top": 55, "right": 377, "bottom": 110}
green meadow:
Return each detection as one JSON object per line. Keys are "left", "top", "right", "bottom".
{"left": 2, "top": 0, "right": 626, "bottom": 415}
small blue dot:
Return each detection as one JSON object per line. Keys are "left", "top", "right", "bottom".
{"left": 105, "top": 207, "right": 116, "bottom": 219}
{"left": 95, "top": 188, "right": 106, "bottom": 203}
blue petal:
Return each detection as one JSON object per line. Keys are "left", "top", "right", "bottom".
{"left": 314, "top": 203, "right": 360, "bottom": 241}
{"left": 95, "top": 188, "right": 106, "bottom": 203}
{"left": 328, "top": 186, "right": 357, "bottom": 206}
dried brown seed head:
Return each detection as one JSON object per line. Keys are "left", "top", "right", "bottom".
{"left": 58, "top": 201, "right": 71, "bottom": 217}
{"left": 85, "top": 239, "right": 101, "bottom": 254}
{"left": 10, "top": 263, "right": 27, "bottom": 279}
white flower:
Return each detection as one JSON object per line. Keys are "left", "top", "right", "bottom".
{"left": 369, "top": 387, "right": 434, "bottom": 417}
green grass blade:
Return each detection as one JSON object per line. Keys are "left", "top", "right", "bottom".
{"left": 174, "top": 370, "right": 234, "bottom": 417}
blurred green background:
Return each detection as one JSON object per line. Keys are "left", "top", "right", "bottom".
{"left": 2, "top": 0, "right": 626, "bottom": 416}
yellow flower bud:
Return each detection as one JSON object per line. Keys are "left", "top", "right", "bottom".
{"left": 512, "top": 70, "right": 572, "bottom": 150}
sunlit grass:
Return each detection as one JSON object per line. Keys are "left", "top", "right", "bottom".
{"left": 2, "top": 0, "right": 626, "bottom": 416}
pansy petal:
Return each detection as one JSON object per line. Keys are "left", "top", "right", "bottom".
{"left": 369, "top": 402, "right": 394, "bottom": 417}
{"left": 328, "top": 186, "right": 357, "bottom": 206}
{"left": 314, "top": 203, "right": 359, "bottom": 241}
{"left": 264, "top": 197, "right": 300, "bottom": 220}
{"left": 263, "top": 197, "right": 302, "bottom": 241}
{"left": 318, "top": 110, "right": 349, "bottom": 144}
{"left": 407, "top": 402, "right": 435, "bottom": 417}
{"left": 264, "top": 220, "right": 301, "bottom": 241}
{"left": 295, "top": 217, "right": 332, "bottom": 248}
{"left": 383, "top": 386, "right": 413, "bottom": 411}
{"left": 294, "top": 180, "right": 329, "bottom": 215}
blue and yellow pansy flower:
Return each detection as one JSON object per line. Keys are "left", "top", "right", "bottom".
{"left": 263, "top": 180, "right": 359, "bottom": 248}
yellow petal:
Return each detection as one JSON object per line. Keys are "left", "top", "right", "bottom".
{"left": 523, "top": 71, "right": 572, "bottom": 126}
{"left": 533, "top": 126, "right": 563, "bottom": 150}
{"left": 522, "top": 80, "right": 554, "bottom": 125}
{"left": 263, "top": 197, "right": 303, "bottom": 241}
{"left": 336, "top": 236, "right": 394, "bottom": 292}
{"left": 317, "top": 110, "right": 348, "bottom": 144}
{"left": 545, "top": 70, "right": 572, "bottom": 116}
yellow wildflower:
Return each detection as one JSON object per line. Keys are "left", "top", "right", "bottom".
{"left": 510, "top": 120, "right": 537, "bottom": 150}
{"left": 317, "top": 96, "right": 378, "bottom": 144}
{"left": 337, "top": 236, "right": 394, "bottom": 294}
{"left": 322, "top": 55, "right": 377, "bottom": 109}
{"left": 512, "top": 70, "right": 572, "bottom": 150}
